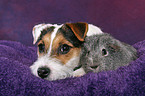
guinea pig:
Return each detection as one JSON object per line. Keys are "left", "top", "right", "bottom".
{"left": 79, "top": 33, "right": 137, "bottom": 73}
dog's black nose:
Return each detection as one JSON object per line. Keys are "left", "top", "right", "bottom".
{"left": 37, "top": 67, "right": 50, "bottom": 79}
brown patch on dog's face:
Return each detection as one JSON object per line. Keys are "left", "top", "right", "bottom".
{"left": 37, "top": 32, "right": 81, "bottom": 65}
{"left": 51, "top": 33, "right": 81, "bottom": 65}
{"left": 37, "top": 32, "right": 51, "bottom": 57}
{"left": 36, "top": 23, "right": 87, "bottom": 65}
{"left": 57, "top": 47, "right": 81, "bottom": 64}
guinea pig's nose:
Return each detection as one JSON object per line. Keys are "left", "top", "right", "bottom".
{"left": 37, "top": 67, "right": 50, "bottom": 79}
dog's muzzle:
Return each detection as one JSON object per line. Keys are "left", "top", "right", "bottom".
{"left": 30, "top": 56, "right": 80, "bottom": 80}
{"left": 37, "top": 67, "right": 50, "bottom": 79}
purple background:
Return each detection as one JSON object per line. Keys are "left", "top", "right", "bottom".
{"left": 0, "top": 0, "right": 145, "bottom": 46}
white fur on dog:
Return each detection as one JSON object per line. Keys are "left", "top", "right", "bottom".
{"left": 33, "top": 24, "right": 48, "bottom": 44}
{"left": 30, "top": 55, "right": 80, "bottom": 81}
{"left": 32, "top": 24, "right": 58, "bottom": 44}
{"left": 48, "top": 24, "right": 62, "bottom": 55}
{"left": 87, "top": 24, "right": 103, "bottom": 36}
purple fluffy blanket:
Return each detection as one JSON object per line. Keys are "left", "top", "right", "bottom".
{"left": 0, "top": 40, "right": 145, "bottom": 96}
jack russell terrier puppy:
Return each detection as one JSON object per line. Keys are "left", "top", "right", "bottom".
{"left": 30, "top": 22, "right": 103, "bottom": 81}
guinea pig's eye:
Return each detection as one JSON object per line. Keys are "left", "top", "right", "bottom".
{"left": 58, "top": 44, "right": 72, "bottom": 54}
{"left": 102, "top": 49, "right": 108, "bottom": 56}
{"left": 38, "top": 43, "right": 45, "bottom": 53}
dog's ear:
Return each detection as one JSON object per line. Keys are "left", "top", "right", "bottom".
{"left": 32, "top": 24, "right": 44, "bottom": 44}
{"left": 32, "top": 24, "right": 52, "bottom": 44}
{"left": 66, "top": 22, "right": 88, "bottom": 41}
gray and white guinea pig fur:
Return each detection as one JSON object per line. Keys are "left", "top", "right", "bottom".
{"left": 79, "top": 33, "right": 137, "bottom": 73}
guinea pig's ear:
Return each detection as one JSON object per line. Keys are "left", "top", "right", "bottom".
{"left": 65, "top": 22, "right": 88, "bottom": 41}
{"left": 108, "top": 44, "right": 120, "bottom": 52}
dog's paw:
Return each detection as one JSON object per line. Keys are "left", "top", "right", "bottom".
{"left": 73, "top": 67, "right": 86, "bottom": 77}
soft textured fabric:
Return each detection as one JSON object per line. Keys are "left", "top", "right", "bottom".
{"left": 0, "top": 40, "right": 145, "bottom": 96}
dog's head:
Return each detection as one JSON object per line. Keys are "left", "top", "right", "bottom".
{"left": 30, "top": 22, "right": 102, "bottom": 81}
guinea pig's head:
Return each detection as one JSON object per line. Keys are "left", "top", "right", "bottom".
{"left": 81, "top": 33, "right": 137, "bottom": 73}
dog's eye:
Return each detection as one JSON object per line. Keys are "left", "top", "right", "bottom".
{"left": 102, "top": 49, "right": 108, "bottom": 56}
{"left": 58, "top": 44, "right": 71, "bottom": 54}
{"left": 38, "top": 43, "right": 45, "bottom": 53}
